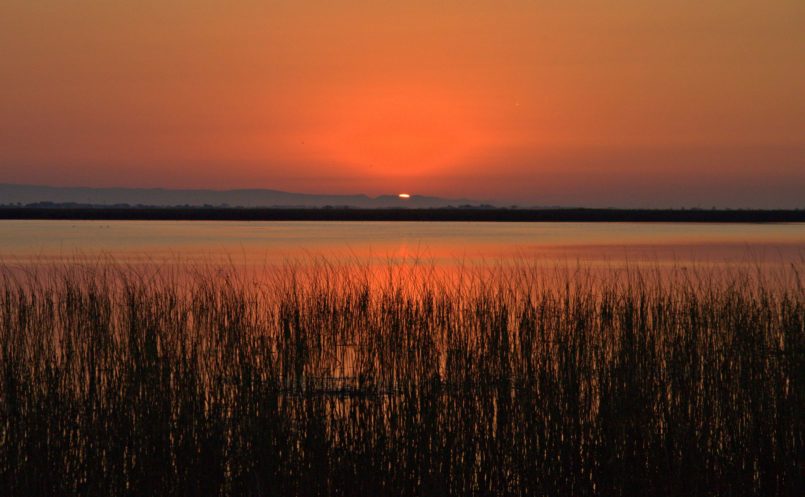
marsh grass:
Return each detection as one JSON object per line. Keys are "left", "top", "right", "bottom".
{"left": 0, "top": 259, "right": 802, "bottom": 496}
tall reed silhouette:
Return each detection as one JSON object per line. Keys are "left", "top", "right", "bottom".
{"left": 0, "top": 260, "right": 801, "bottom": 496}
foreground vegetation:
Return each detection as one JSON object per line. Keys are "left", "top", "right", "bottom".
{"left": 0, "top": 261, "right": 802, "bottom": 496}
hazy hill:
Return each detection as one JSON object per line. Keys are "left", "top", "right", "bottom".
{"left": 0, "top": 184, "right": 483, "bottom": 209}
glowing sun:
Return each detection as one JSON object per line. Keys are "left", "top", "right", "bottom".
{"left": 312, "top": 85, "right": 490, "bottom": 177}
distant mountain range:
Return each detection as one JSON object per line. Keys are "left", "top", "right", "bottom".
{"left": 0, "top": 184, "right": 488, "bottom": 209}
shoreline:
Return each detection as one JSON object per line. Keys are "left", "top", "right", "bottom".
{"left": 1, "top": 207, "right": 803, "bottom": 223}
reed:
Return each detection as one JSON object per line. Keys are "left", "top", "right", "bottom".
{"left": 0, "top": 260, "right": 801, "bottom": 496}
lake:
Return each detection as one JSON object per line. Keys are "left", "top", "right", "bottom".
{"left": 1, "top": 220, "right": 802, "bottom": 267}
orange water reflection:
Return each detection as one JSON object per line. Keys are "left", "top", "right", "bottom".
{"left": 1, "top": 221, "right": 802, "bottom": 267}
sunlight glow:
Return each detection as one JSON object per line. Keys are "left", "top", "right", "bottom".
{"left": 398, "top": 193, "right": 411, "bottom": 199}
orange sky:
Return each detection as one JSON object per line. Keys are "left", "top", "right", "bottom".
{"left": 1, "top": 1, "right": 803, "bottom": 207}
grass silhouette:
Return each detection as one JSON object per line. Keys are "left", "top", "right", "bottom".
{"left": 0, "top": 259, "right": 801, "bottom": 496}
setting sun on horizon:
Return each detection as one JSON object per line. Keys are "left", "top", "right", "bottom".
{"left": 1, "top": 1, "right": 803, "bottom": 207}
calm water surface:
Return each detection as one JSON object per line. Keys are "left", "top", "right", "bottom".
{"left": 1, "top": 220, "right": 802, "bottom": 267}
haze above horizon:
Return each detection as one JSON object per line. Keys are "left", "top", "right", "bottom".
{"left": 1, "top": 1, "right": 803, "bottom": 208}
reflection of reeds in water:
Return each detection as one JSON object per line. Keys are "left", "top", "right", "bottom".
{"left": 0, "top": 260, "right": 802, "bottom": 496}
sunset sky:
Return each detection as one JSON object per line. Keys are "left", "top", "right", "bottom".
{"left": 1, "top": 1, "right": 803, "bottom": 207}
